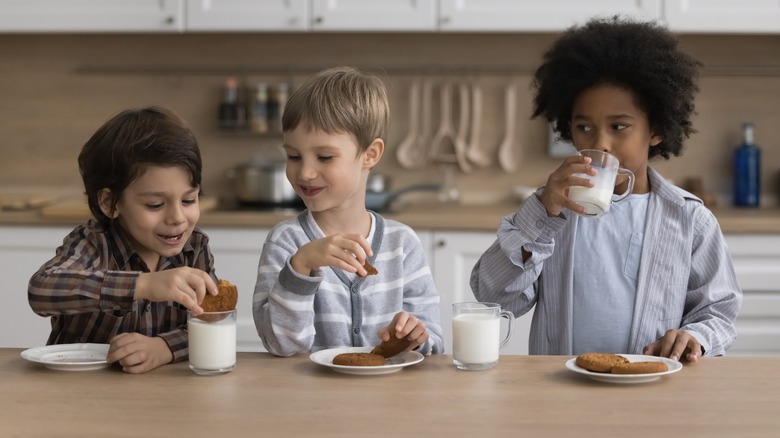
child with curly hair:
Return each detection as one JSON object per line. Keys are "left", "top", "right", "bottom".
{"left": 471, "top": 17, "right": 742, "bottom": 362}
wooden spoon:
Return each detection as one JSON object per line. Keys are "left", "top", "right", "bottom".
{"left": 497, "top": 81, "right": 519, "bottom": 172}
{"left": 465, "top": 82, "right": 491, "bottom": 167}
{"left": 395, "top": 78, "right": 424, "bottom": 169}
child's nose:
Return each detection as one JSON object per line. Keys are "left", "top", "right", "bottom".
{"left": 593, "top": 131, "right": 612, "bottom": 153}
{"left": 166, "top": 204, "right": 186, "bottom": 224}
{"left": 299, "top": 161, "right": 318, "bottom": 180}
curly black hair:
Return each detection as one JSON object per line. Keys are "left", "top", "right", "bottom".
{"left": 531, "top": 16, "right": 701, "bottom": 159}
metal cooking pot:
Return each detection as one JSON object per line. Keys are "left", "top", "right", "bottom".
{"left": 227, "top": 160, "right": 300, "bottom": 206}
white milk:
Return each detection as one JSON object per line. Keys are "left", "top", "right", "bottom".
{"left": 452, "top": 313, "right": 500, "bottom": 364}
{"left": 568, "top": 186, "right": 612, "bottom": 216}
{"left": 188, "top": 317, "right": 236, "bottom": 371}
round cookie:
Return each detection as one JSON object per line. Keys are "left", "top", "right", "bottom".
{"left": 611, "top": 361, "right": 669, "bottom": 374}
{"left": 332, "top": 352, "right": 386, "bottom": 366}
{"left": 201, "top": 279, "right": 238, "bottom": 312}
{"left": 575, "top": 352, "right": 629, "bottom": 373}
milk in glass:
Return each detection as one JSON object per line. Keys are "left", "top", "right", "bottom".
{"left": 188, "top": 310, "right": 236, "bottom": 375}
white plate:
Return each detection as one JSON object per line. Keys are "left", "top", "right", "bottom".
{"left": 565, "top": 354, "right": 682, "bottom": 384}
{"left": 310, "top": 346, "right": 424, "bottom": 376}
{"left": 21, "top": 343, "right": 111, "bottom": 371}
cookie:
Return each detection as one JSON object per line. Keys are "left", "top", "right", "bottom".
{"left": 575, "top": 352, "right": 629, "bottom": 373}
{"left": 370, "top": 330, "right": 411, "bottom": 358}
{"left": 201, "top": 279, "right": 238, "bottom": 312}
{"left": 611, "top": 361, "right": 669, "bottom": 374}
{"left": 359, "top": 260, "right": 378, "bottom": 277}
{"left": 332, "top": 352, "right": 386, "bottom": 366}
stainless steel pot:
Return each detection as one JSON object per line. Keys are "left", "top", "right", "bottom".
{"left": 227, "top": 160, "right": 300, "bottom": 206}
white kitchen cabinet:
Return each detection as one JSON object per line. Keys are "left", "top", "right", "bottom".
{"left": 664, "top": 0, "right": 780, "bottom": 34}
{"left": 0, "top": 226, "right": 71, "bottom": 348}
{"left": 427, "top": 231, "right": 533, "bottom": 355}
{"left": 187, "top": 0, "right": 308, "bottom": 32}
{"left": 0, "top": 0, "right": 183, "bottom": 33}
{"left": 310, "top": 0, "right": 436, "bottom": 31}
{"left": 724, "top": 234, "right": 780, "bottom": 356}
{"left": 201, "top": 227, "right": 269, "bottom": 352}
{"left": 439, "top": 0, "right": 661, "bottom": 32}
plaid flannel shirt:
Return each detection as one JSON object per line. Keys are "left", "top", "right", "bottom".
{"left": 28, "top": 220, "right": 217, "bottom": 362}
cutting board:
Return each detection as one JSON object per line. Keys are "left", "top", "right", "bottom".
{"left": 40, "top": 196, "right": 219, "bottom": 220}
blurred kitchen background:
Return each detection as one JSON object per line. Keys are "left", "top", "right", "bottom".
{"left": 0, "top": 1, "right": 778, "bottom": 209}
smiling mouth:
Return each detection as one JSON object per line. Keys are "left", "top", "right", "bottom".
{"left": 158, "top": 233, "right": 184, "bottom": 243}
{"left": 300, "top": 186, "right": 324, "bottom": 197}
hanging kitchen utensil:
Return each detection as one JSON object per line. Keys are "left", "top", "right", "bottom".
{"left": 465, "top": 81, "right": 491, "bottom": 168}
{"left": 413, "top": 78, "right": 435, "bottom": 167}
{"left": 453, "top": 81, "right": 473, "bottom": 173}
{"left": 396, "top": 78, "right": 424, "bottom": 169}
{"left": 497, "top": 81, "right": 520, "bottom": 172}
{"left": 428, "top": 81, "right": 458, "bottom": 164}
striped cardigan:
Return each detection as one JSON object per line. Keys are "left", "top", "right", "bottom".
{"left": 253, "top": 210, "right": 443, "bottom": 356}
{"left": 471, "top": 167, "right": 742, "bottom": 356}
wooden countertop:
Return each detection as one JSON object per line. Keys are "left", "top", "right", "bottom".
{"left": 1, "top": 200, "right": 779, "bottom": 233}
{"left": 3, "top": 349, "right": 779, "bottom": 437}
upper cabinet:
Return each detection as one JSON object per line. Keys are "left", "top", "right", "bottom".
{"left": 664, "top": 0, "right": 780, "bottom": 34}
{"left": 0, "top": 0, "right": 183, "bottom": 33}
{"left": 439, "top": 0, "right": 661, "bottom": 32}
{"left": 0, "top": 0, "right": 777, "bottom": 34}
{"left": 310, "top": 0, "right": 436, "bottom": 31}
{"left": 187, "top": 0, "right": 307, "bottom": 32}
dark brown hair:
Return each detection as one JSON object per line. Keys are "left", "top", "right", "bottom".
{"left": 78, "top": 106, "right": 202, "bottom": 227}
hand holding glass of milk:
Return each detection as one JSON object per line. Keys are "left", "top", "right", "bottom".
{"left": 188, "top": 309, "right": 237, "bottom": 375}
{"left": 568, "top": 149, "right": 635, "bottom": 217}
{"left": 452, "top": 302, "right": 514, "bottom": 371}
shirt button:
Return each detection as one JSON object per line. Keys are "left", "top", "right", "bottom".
{"left": 353, "top": 327, "right": 360, "bottom": 334}
{"left": 536, "top": 220, "right": 543, "bottom": 228}
{"left": 146, "top": 304, "right": 152, "bottom": 312}
{"left": 113, "top": 305, "right": 121, "bottom": 311}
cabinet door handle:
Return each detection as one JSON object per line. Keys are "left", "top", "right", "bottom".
{"left": 436, "top": 240, "right": 446, "bottom": 248}
{"left": 165, "top": 16, "right": 175, "bottom": 25}
{"left": 314, "top": 16, "right": 324, "bottom": 25}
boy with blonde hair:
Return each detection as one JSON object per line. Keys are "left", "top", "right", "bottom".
{"left": 253, "top": 67, "right": 444, "bottom": 356}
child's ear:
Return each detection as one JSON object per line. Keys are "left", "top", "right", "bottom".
{"left": 649, "top": 134, "right": 663, "bottom": 147}
{"left": 98, "top": 188, "right": 119, "bottom": 219}
{"left": 363, "top": 138, "right": 385, "bottom": 169}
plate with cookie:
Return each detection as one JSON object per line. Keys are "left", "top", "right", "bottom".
{"left": 310, "top": 335, "right": 424, "bottom": 376}
{"left": 566, "top": 353, "right": 682, "bottom": 384}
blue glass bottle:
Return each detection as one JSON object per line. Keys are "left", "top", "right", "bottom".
{"left": 733, "top": 123, "right": 761, "bottom": 207}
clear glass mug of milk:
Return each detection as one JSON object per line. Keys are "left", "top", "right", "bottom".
{"left": 567, "top": 149, "right": 635, "bottom": 217}
{"left": 452, "top": 302, "right": 514, "bottom": 371}
{"left": 188, "top": 309, "right": 237, "bottom": 375}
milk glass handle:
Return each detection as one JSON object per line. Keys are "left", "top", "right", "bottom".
{"left": 611, "top": 168, "right": 635, "bottom": 203}
{"left": 498, "top": 310, "right": 514, "bottom": 350}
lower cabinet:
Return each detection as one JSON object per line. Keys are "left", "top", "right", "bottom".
{"left": 427, "top": 231, "right": 533, "bottom": 355}
{"left": 3, "top": 225, "right": 778, "bottom": 358}
{"left": 0, "top": 225, "right": 72, "bottom": 348}
{"left": 202, "top": 227, "right": 270, "bottom": 352}
{"left": 724, "top": 235, "right": 780, "bottom": 356}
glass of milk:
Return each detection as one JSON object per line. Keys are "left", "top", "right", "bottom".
{"left": 452, "top": 302, "right": 514, "bottom": 371}
{"left": 568, "top": 149, "right": 635, "bottom": 217}
{"left": 188, "top": 309, "right": 237, "bottom": 375}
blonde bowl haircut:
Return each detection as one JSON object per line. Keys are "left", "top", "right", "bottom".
{"left": 282, "top": 66, "right": 390, "bottom": 155}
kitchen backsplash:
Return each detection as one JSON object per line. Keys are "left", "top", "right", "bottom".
{"left": 0, "top": 32, "right": 778, "bottom": 207}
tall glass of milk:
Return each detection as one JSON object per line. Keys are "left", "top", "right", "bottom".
{"left": 452, "top": 302, "right": 514, "bottom": 371}
{"left": 188, "top": 309, "right": 236, "bottom": 375}
{"left": 568, "top": 149, "right": 635, "bottom": 217}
